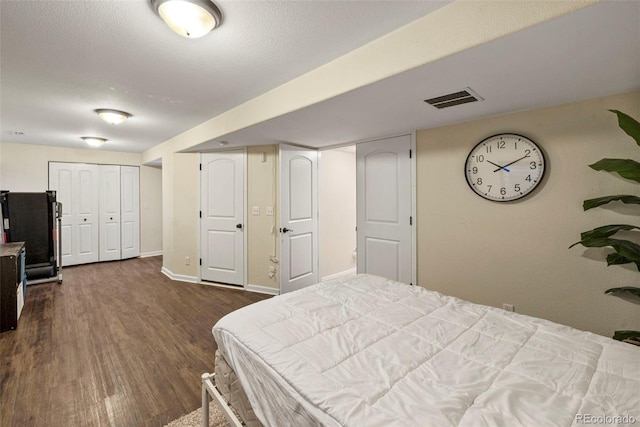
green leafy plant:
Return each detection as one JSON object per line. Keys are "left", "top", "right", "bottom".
{"left": 570, "top": 110, "right": 640, "bottom": 342}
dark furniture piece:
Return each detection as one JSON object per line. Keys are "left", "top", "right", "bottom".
{"left": 0, "top": 191, "right": 62, "bottom": 284}
{"left": 0, "top": 242, "right": 26, "bottom": 332}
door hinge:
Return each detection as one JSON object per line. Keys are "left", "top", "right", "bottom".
{"left": 409, "top": 216, "right": 412, "bottom": 225}
{"left": 199, "top": 258, "right": 202, "bottom": 266}
{"left": 199, "top": 163, "right": 202, "bottom": 171}
{"left": 199, "top": 210, "right": 202, "bottom": 218}
{"left": 409, "top": 149, "right": 412, "bottom": 159}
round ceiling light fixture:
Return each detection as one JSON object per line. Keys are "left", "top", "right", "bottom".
{"left": 95, "top": 109, "right": 132, "bottom": 125}
{"left": 150, "top": 0, "right": 223, "bottom": 38}
{"left": 81, "top": 137, "right": 107, "bottom": 147}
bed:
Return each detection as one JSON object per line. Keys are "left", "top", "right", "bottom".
{"left": 202, "top": 274, "right": 639, "bottom": 426}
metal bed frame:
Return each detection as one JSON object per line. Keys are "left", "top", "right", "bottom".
{"left": 201, "top": 372, "right": 244, "bottom": 427}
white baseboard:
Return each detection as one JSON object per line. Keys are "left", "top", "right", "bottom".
{"left": 321, "top": 268, "right": 357, "bottom": 282}
{"left": 246, "top": 284, "right": 280, "bottom": 296}
{"left": 140, "top": 250, "right": 163, "bottom": 258}
{"left": 161, "top": 268, "right": 279, "bottom": 296}
{"left": 161, "top": 267, "right": 198, "bottom": 283}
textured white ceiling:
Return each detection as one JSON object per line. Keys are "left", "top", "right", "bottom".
{"left": 0, "top": 0, "right": 449, "bottom": 152}
{"left": 191, "top": 0, "right": 639, "bottom": 151}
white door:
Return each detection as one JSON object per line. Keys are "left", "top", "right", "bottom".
{"left": 121, "top": 166, "right": 140, "bottom": 259}
{"left": 356, "top": 135, "right": 413, "bottom": 284}
{"left": 49, "top": 162, "right": 99, "bottom": 266}
{"left": 280, "top": 144, "right": 318, "bottom": 294}
{"left": 99, "top": 165, "right": 121, "bottom": 261}
{"left": 201, "top": 151, "right": 245, "bottom": 286}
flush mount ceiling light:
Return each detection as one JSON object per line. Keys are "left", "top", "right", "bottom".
{"left": 95, "top": 109, "right": 132, "bottom": 125}
{"left": 150, "top": 0, "right": 222, "bottom": 38}
{"left": 81, "top": 137, "right": 107, "bottom": 147}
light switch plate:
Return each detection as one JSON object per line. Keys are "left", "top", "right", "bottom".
{"left": 252, "top": 206, "right": 260, "bottom": 215}
{"left": 266, "top": 206, "right": 273, "bottom": 216}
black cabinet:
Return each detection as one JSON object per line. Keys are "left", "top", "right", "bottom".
{"left": 0, "top": 242, "right": 26, "bottom": 332}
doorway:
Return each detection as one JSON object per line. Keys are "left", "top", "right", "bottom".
{"left": 200, "top": 151, "right": 245, "bottom": 286}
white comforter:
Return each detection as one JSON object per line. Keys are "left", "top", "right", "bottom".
{"left": 213, "top": 274, "right": 639, "bottom": 426}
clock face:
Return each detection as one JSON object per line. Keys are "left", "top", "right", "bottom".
{"left": 464, "top": 133, "right": 545, "bottom": 202}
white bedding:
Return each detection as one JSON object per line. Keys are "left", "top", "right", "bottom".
{"left": 213, "top": 274, "right": 639, "bottom": 426}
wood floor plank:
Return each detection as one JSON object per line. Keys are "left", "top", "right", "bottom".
{"left": 0, "top": 256, "right": 270, "bottom": 427}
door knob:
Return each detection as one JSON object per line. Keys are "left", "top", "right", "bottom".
{"left": 281, "top": 227, "right": 293, "bottom": 233}
{"left": 83, "top": 218, "right": 87, "bottom": 222}
{"left": 236, "top": 223, "right": 243, "bottom": 229}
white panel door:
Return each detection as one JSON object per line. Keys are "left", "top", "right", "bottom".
{"left": 49, "top": 162, "right": 99, "bottom": 266}
{"left": 120, "top": 166, "right": 140, "bottom": 259}
{"left": 99, "top": 165, "right": 121, "bottom": 261}
{"left": 280, "top": 144, "right": 318, "bottom": 294}
{"left": 357, "top": 135, "right": 412, "bottom": 283}
{"left": 201, "top": 151, "right": 244, "bottom": 285}
{"left": 49, "top": 163, "right": 75, "bottom": 266}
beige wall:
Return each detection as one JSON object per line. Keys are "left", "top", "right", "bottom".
{"left": 171, "top": 153, "right": 200, "bottom": 277}
{"left": 319, "top": 148, "right": 356, "bottom": 278}
{"left": 0, "top": 142, "right": 163, "bottom": 255}
{"left": 416, "top": 91, "right": 640, "bottom": 337}
{"left": 247, "top": 146, "right": 279, "bottom": 289}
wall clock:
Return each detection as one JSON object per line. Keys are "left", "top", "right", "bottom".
{"left": 464, "top": 133, "right": 546, "bottom": 202}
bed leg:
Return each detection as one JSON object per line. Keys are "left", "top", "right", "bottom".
{"left": 202, "top": 373, "right": 210, "bottom": 427}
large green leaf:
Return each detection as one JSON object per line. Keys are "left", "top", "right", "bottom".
{"left": 589, "top": 159, "right": 640, "bottom": 183}
{"left": 609, "top": 109, "right": 640, "bottom": 147}
{"left": 613, "top": 330, "right": 640, "bottom": 341}
{"left": 605, "top": 286, "right": 640, "bottom": 297}
{"left": 606, "top": 253, "right": 633, "bottom": 266}
{"left": 579, "top": 224, "right": 640, "bottom": 241}
{"left": 569, "top": 237, "right": 640, "bottom": 270}
{"left": 584, "top": 195, "right": 640, "bottom": 211}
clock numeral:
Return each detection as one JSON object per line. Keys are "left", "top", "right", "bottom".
{"left": 525, "top": 175, "right": 532, "bottom": 182}
{"left": 485, "top": 145, "right": 492, "bottom": 154}
{"left": 525, "top": 149, "right": 531, "bottom": 157}
{"left": 530, "top": 161, "right": 537, "bottom": 170}
{"left": 500, "top": 187, "right": 506, "bottom": 195}
{"left": 475, "top": 155, "right": 484, "bottom": 162}
{"left": 514, "top": 184, "right": 521, "bottom": 192}
{"left": 487, "top": 185, "right": 492, "bottom": 193}
{"left": 497, "top": 141, "right": 505, "bottom": 149}
{"left": 514, "top": 142, "right": 517, "bottom": 150}
{"left": 476, "top": 178, "right": 483, "bottom": 185}
{"left": 472, "top": 167, "right": 478, "bottom": 174}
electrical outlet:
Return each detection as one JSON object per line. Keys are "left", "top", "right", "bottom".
{"left": 185, "top": 256, "right": 190, "bottom": 266}
{"left": 502, "top": 303, "right": 514, "bottom": 312}
{"left": 252, "top": 206, "right": 260, "bottom": 215}
{"left": 268, "top": 266, "right": 276, "bottom": 279}
{"left": 266, "top": 206, "right": 273, "bottom": 216}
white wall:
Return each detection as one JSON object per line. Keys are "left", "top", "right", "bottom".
{"left": 0, "top": 142, "right": 163, "bottom": 255}
{"left": 319, "top": 148, "right": 356, "bottom": 278}
{"left": 416, "top": 91, "right": 640, "bottom": 337}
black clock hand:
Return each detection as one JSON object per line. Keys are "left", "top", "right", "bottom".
{"left": 493, "top": 155, "right": 529, "bottom": 172}
{"left": 486, "top": 160, "right": 510, "bottom": 172}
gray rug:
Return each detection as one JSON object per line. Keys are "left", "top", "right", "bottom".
{"left": 165, "top": 401, "right": 231, "bottom": 427}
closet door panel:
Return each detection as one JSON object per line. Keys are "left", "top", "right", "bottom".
{"left": 99, "top": 165, "right": 121, "bottom": 261}
{"left": 49, "top": 164, "right": 75, "bottom": 265}
{"left": 73, "top": 164, "right": 99, "bottom": 265}
{"left": 120, "top": 166, "right": 140, "bottom": 259}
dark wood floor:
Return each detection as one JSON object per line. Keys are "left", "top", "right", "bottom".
{"left": 0, "top": 256, "right": 269, "bottom": 427}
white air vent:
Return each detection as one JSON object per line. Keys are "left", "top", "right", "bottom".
{"left": 424, "top": 88, "right": 483, "bottom": 109}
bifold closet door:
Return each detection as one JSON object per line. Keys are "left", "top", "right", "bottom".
{"left": 49, "top": 162, "right": 100, "bottom": 266}
{"left": 99, "top": 165, "right": 121, "bottom": 261}
{"left": 120, "top": 166, "right": 140, "bottom": 259}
